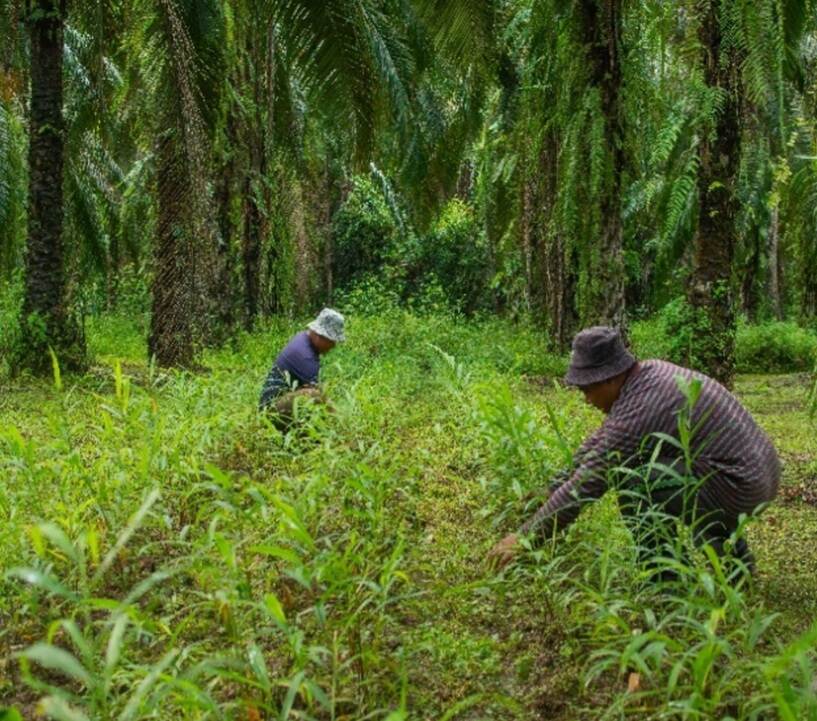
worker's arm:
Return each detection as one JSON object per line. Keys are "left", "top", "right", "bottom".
{"left": 488, "top": 408, "right": 646, "bottom": 569}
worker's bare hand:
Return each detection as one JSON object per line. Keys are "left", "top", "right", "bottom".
{"left": 487, "top": 533, "right": 520, "bottom": 570}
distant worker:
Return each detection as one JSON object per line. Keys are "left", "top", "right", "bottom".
{"left": 259, "top": 308, "right": 345, "bottom": 423}
{"left": 488, "top": 326, "right": 780, "bottom": 580}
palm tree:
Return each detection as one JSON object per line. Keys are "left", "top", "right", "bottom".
{"left": 20, "top": 0, "right": 85, "bottom": 372}
{"left": 685, "top": 0, "right": 741, "bottom": 385}
{"left": 135, "top": 0, "right": 432, "bottom": 364}
{"left": 687, "top": 0, "right": 810, "bottom": 384}
{"left": 578, "top": 0, "right": 626, "bottom": 329}
{"left": 496, "top": 0, "right": 622, "bottom": 346}
{"left": 138, "top": 0, "right": 225, "bottom": 367}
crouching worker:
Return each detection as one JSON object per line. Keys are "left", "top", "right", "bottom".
{"left": 258, "top": 308, "right": 345, "bottom": 429}
{"left": 488, "top": 326, "right": 780, "bottom": 582}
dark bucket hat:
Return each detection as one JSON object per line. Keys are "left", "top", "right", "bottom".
{"left": 564, "top": 326, "right": 636, "bottom": 387}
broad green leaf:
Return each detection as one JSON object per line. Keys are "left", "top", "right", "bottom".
{"left": 18, "top": 643, "right": 92, "bottom": 686}
{"left": 58, "top": 620, "right": 94, "bottom": 669}
{"left": 39, "top": 698, "right": 91, "bottom": 721}
{"left": 105, "top": 615, "right": 129, "bottom": 677}
{"left": 247, "top": 643, "right": 271, "bottom": 691}
{"left": 49, "top": 348, "right": 63, "bottom": 391}
{"left": 264, "top": 593, "right": 287, "bottom": 625}
{"left": 250, "top": 544, "right": 301, "bottom": 564}
{"left": 5, "top": 568, "right": 78, "bottom": 601}
{"left": 279, "top": 671, "right": 305, "bottom": 721}
{"left": 37, "top": 523, "right": 79, "bottom": 563}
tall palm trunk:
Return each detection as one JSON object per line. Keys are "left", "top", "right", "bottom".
{"left": 687, "top": 0, "right": 740, "bottom": 387}
{"left": 740, "top": 227, "right": 761, "bottom": 322}
{"left": 579, "top": 0, "right": 625, "bottom": 329}
{"left": 537, "top": 131, "right": 577, "bottom": 350}
{"left": 236, "top": 9, "right": 273, "bottom": 329}
{"left": 21, "top": 0, "right": 83, "bottom": 371}
{"left": 242, "top": 169, "right": 262, "bottom": 327}
{"left": 767, "top": 204, "right": 782, "bottom": 320}
{"left": 148, "top": 131, "right": 194, "bottom": 366}
{"left": 146, "top": 0, "right": 224, "bottom": 366}
{"left": 802, "top": 235, "right": 817, "bottom": 319}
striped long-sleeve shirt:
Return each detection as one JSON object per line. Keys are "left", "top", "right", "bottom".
{"left": 520, "top": 360, "right": 780, "bottom": 538}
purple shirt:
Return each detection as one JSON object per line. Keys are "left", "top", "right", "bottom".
{"left": 259, "top": 331, "right": 320, "bottom": 409}
{"left": 274, "top": 331, "right": 320, "bottom": 386}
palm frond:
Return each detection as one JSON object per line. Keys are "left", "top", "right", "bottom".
{"left": 412, "top": 0, "right": 496, "bottom": 71}
{"left": 273, "top": 0, "right": 416, "bottom": 161}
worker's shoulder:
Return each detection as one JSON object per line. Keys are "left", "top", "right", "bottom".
{"left": 635, "top": 360, "right": 741, "bottom": 413}
{"left": 615, "top": 359, "right": 692, "bottom": 415}
{"left": 280, "top": 331, "right": 313, "bottom": 356}
{"left": 630, "top": 358, "right": 692, "bottom": 388}
{"left": 639, "top": 358, "right": 687, "bottom": 374}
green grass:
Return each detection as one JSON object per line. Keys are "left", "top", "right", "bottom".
{"left": 1, "top": 313, "right": 815, "bottom": 719}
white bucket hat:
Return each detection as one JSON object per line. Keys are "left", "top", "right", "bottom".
{"left": 308, "top": 308, "right": 346, "bottom": 343}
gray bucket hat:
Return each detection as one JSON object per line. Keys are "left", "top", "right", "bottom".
{"left": 564, "top": 326, "right": 636, "bottom": 387}
{"left": 308, "top": 308, "right": 346, "bottom": 343}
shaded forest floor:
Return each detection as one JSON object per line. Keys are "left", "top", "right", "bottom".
{"left": 1, "top": 313, "right": 815, "bottom": 719}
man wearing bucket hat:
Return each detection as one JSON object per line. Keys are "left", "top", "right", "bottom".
{"left": 488, "top": 326, "right": 780, "bottom": 579}
{"left": 258, "top": 308, "right": 345, "bottom": 417}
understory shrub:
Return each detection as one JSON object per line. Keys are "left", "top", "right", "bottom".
{"left": 332, "top": 176, "right": 401, "bottom": 289}
{"left": 629, "top": 297, "right": 720, "bottom": 371}
{"left": 332, "top": 178, "right": 491, "bottom": 315}
{"left": 736, "top": 320, "right": 817, "bottom": 373}
{"left": 631, "top": 300, "right": 817, "bottom": 374}
{"left": 419, "top": 200, "right": 490, "bottom": 314}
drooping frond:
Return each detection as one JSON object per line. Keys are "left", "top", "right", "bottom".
{"left": 411, "top": 0, "right": 497, "bottom": 70}
{"left": 272, "top": 0, "right": 416, "bottom": 161}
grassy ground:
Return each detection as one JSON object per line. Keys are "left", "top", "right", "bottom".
{"left": 0, "top": 313, "right": 815, "bottom": 719}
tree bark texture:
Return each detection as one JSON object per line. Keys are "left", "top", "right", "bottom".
{"left": 148, "top": 131, "right": 194, "bottom": 366}
{"left": 235, "top": 11, "right": 276, "bottom": 328}
{"left": 578, "top": 0, "right": 626, "bottom": 330}
{"left": 740, "top": 227, "right": 760, "bottom": 322}
{"left": 526, "top": 130, "right": 577, "bottom": 350}
{"left": 242, "top": 171, "right": 262, "bottom": 327}
{"left": 802, "top": 242, "right": 817, "bottom": 319}
{"left": 767, "top": 204, "right": 782, "bottom": 319}
{"left": 214, "top": 115, "right": 238, "bottom": 336}
{"left": 22, "top": 0, "right": 84, "bottom": 371}
{"left": 687, "top": 0, "right": 740, "bottom": 387}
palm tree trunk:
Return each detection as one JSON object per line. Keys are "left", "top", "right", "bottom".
{"left": 242, "top": 171, "right": 262, "bottom": 327}
{"left": 804, "top": 276, "right": 817, "bottom": 320}
{"left": 521, "top": 164, "right": 533, "bottom": 313}
{"left": 21, "top": 0, "right": 83, "bottom": 372}
{"left": 148, "top": 131, "right": 194, "bottom": 366}
{"left": 214, "top": 120, "right": 237, "bottom": 336}
{"left": 579, "top": 0, "right": 625, "bottom": 329}
{"left": 740, "top": 228, "right": 761, "bottom": 322}
{"left": 687, "top": 0, "right": 740, "bottom": 387}
{"left": 767, "top": 204, "right": 782, "bottom": 319}
{"left": 537, "top": 131, "right": 577, "bottom": 350}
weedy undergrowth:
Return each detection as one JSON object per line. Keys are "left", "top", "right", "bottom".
{"left": 1, "top": 313, "right": 815, "bottom": 720}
